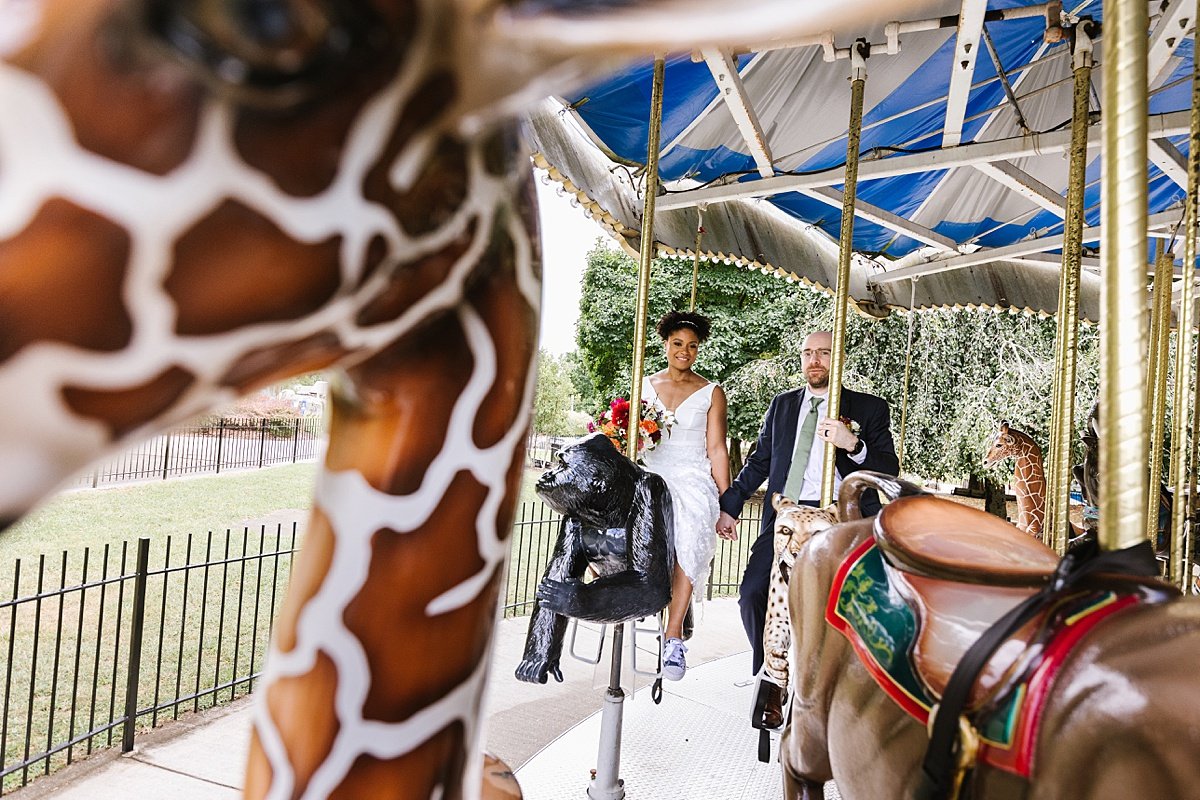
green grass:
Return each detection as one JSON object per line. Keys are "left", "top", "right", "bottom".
{"left": 2, "top": 463, "right": 319, "bottom": 570}
{"left": 0, "top": 465, "right": 315, "bottom": 791}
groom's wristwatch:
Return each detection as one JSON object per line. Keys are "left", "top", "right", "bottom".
{"left": 848, "top": 437, "right": 864, "bottom": 456}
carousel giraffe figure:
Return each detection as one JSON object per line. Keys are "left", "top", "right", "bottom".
{"left": 0, "top": 0, "right": 935, "bottom": 797}
{"left": 983, "top": 421, "right": 1046, "bottom": 540}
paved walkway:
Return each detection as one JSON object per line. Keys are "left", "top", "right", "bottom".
{"left": 9, "top": 598, "right": 810, "bottom": 799}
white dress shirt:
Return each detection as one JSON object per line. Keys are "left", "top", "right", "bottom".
{"left": 793, "top": 386, "right": 868, "bottom": 502}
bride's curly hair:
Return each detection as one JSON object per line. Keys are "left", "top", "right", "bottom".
{"left": 656, "top": 311, "right": 711, "bottom": 343}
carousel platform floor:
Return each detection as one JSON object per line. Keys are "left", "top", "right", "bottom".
{"left": 6, "top": 598, "right": 840, "bottom": 799}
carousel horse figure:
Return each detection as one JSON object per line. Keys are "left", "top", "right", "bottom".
{"left": 779, "top": 472, "right": 1200, "bottom": 800}
{"left": 0, "top": 0, "right": 938, "bottom": 796}
{"left": 983, "top": 421, "right": 1046, "bottom": 539}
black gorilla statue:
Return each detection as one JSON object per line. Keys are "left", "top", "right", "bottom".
{"left": 515, "top": 433, "right": 674, "bottom": 684}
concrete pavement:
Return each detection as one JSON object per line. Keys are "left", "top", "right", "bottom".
{"left": 9, "top": 598, "right": 783, "bottom": 799}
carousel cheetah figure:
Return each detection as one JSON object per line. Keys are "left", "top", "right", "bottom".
{"left": 757, "top": 494, "right": 837, "bottom": 724}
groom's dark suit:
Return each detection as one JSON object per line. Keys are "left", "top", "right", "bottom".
{"left": 719, "top": 386, "right": 898, "bottom": 674}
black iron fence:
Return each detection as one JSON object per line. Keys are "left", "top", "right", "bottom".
{"left": 0, "top": 525, "right": 299, "bottom": 793}
{"left": 72, "top": 417, "right": 325, "bottom": 488}
{"left": 0, "top": 495, "right": 760, "bottom": 793}
{"left": 504, "top": 497, "right": 765, "bottom": 616}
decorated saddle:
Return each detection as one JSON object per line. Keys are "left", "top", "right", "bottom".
{"left": 826, "top": 495, "right": 1174, "bottom": 778}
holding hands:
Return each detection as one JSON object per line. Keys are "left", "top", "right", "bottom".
{"left": 716, "top": 510, "right": 739, "bottom": 540}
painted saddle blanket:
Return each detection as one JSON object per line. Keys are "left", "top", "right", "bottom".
{"left": 825, "top": 540, "right": 1152, "bottom": 777}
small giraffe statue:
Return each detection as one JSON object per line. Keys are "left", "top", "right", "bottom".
{"left": 982, "top": 421, "right": 1046, "bottom": 540}
{"left": 0, "top": 0, "right": 932, "bottom": 797}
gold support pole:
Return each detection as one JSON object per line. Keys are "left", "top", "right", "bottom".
{"left": 1047, "top": 24, "right": 1094, "bottom": 553}
{"left": 1169, "top": 11, "right": 1200, "bottom": 587}
{"left": 627, "top": 56, "right": 665, "bottom": 460}
{"left": 689, "top": 206, "right": 705, "bottom": 312}
{"left": 897, "top": 279, "right": 917, "bottom": 473}
{"left": 821, "top": 40, "right": 868, "bottom": 507}
{"left": 1099, "top": 0, "right": 1149, "bottom": 551}
{"left": 1147, "top": 247, "right": 1172, "bottom": 544}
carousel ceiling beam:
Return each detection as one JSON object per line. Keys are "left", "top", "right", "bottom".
{"left": 1148, "top": 0, "right": 1194, "bottom": 83}
{"left": 1149, "top": 138, "right": 1189, "bottom": 189}
{"left": 875, "top": 209, "right": 1182, "bottom": 282}
{"left": 1011, "top": 253, "right": 1103, "bottom": 271}
{"left": 942, "top": 0, "right": 989, "bottom": 148}
{"left": 657, "top": 110, "right": 1191, "bottom": 210}
{"left": 972, "top": 160, "right": 1067, "bottom": 216}
{"left": 702, "top": 48, "right": 775, "bottom": 178}
{"left": 662, "top": 52, "right": 768, "bottom": 159}
{"left": 798, "top": 187, "right": 958, "bottom": 251}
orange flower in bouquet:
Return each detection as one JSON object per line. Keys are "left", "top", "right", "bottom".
{"left": 587, "top": 397, "right": 671, "bottom": 461}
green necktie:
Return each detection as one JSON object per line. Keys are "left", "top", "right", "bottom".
{"left": 782, "top": 396, "right": 824, "bottom": 502}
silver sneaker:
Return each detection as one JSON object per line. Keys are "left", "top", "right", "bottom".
{"left": 663, "top": 637, "right": 687, "bottom": 681}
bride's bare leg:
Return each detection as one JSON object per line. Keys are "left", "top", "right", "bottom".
{"left": 665, "top": 563, "right": 693, "bottom": 639}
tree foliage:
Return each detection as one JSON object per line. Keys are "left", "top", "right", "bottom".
{"left": 532, "top": 349, "right": 577, "bottom": 436}
{"left": 574, "top": 245, "right": 1103, "bottom": 485}
{"left": 575, "top": 244, "right": 822, "bottom": 440}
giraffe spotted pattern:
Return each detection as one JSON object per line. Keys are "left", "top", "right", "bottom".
{"left": 982, "top": 421, "right": 1046, "bottom": 540}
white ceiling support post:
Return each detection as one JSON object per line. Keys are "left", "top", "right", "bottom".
{"left": 874, "top": 209, "right": 1182, "bottom": 282}
{"left": 702, "top": 48, "right": 776, "bottom": 178}
{"left": 656, "top": 110, "right": 1191, "bottom": 210}
{"left": 1148, "top": 0, "right": 1194, "bottom": 83}
{"left": 1149, "top": 138, "right": 1190, "bottom": 189}
{"left": 798, "top": 187, "right": 958, "bottom": 251}
{"left": 662, "top": 51, "right": 769, "bottom": 160}
{"left": 1145, "top": 0, "right": 1195, "bottom": 191}
{"left": 943, "top": 0, "right": 990, "bottom": 147}
{"left": 972, "top": 160, "right": 1068, "bottom": 216}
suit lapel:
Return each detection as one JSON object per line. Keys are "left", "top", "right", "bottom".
{"left": 775, "top": 390, "right": 801, "bottom": 478}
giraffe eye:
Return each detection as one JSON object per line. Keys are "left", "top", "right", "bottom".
{"left": 141, "top": 0, "right": 383, "bottom": 108}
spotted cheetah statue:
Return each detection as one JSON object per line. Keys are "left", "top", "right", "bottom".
{"left": 762, "top": 494, "right": 838, "bottom": 701}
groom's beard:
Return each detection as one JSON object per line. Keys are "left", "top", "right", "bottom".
{"left": 806, "top": 367, "right": 829, "bottom": 388}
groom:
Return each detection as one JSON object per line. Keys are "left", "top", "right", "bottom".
{"left": 717, "top": 330, "right": 898, "bottom": 677}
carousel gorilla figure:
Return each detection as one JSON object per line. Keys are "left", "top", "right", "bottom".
{"left": 515, "top": 433, "right": 674, "bottom": 683}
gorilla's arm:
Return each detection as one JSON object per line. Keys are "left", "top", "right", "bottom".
{"left": 515, "top": 516, "right": 589, "bottom": 683}
{"left": 536, "top": 477, "right": 673, "bottom": 623}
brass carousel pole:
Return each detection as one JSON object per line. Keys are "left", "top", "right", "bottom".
{"left": 821, "top": 39, "right": 868, "bottom": 507}
{"left": 1147, "top": 246, "right": 1172, "bottom": 546}
{"left": 1099, "top": 0, "right": 1149, "bottom": 551}
{"left": 626, "top": 57, "right": 665, "bottom": 459}
{"left": 595, "top": 54, "right": 664, "bottom": 800}
{"left": 897, "top": 279, "right": 917, "bottom": 473}
{"left": 689, "top": 206, "right": 705, "bottom": 312}
{"left": 1047, "top": 20, "right": 1095, "bottom": 553}
{"left": 1169, "top": 16, "right": 1200, "bottom": 589}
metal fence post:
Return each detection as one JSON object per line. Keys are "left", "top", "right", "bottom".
{"left": 161, "top": 434, "right": 171, "bottom": 481}
{"left": 215, "top": 418, "right": 225, "bottom": 474}
{"left": 258, "top": 418, "right": 267, "bottom": 468}
{"left": 292, "top": 418, "right": 301, "bottom": 462}
{"left": 122, "top": 537, "right": 151, "bottom": 753}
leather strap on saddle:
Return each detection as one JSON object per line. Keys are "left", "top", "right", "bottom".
{"left": 914, "top": 535, "right": 1163, "bottom": 800}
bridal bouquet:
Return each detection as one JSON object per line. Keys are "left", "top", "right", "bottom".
{"left": 588, "top": 397, "right": 672, "bottom": 460}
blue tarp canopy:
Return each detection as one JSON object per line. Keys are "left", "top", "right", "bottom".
{"left": 525, "top": 0, "right": 1196, "bottom": 319}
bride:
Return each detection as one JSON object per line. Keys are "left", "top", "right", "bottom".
{"left": 641, "top": 311, "right": 734, "bottom": 681}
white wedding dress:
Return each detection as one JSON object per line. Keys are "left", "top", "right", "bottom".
{"left": 641, "top": 377, "right": 720, "bottom": 600}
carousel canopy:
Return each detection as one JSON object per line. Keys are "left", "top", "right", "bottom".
{"left": 524, "top": 0, "right": 1199, "bottom": 320}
